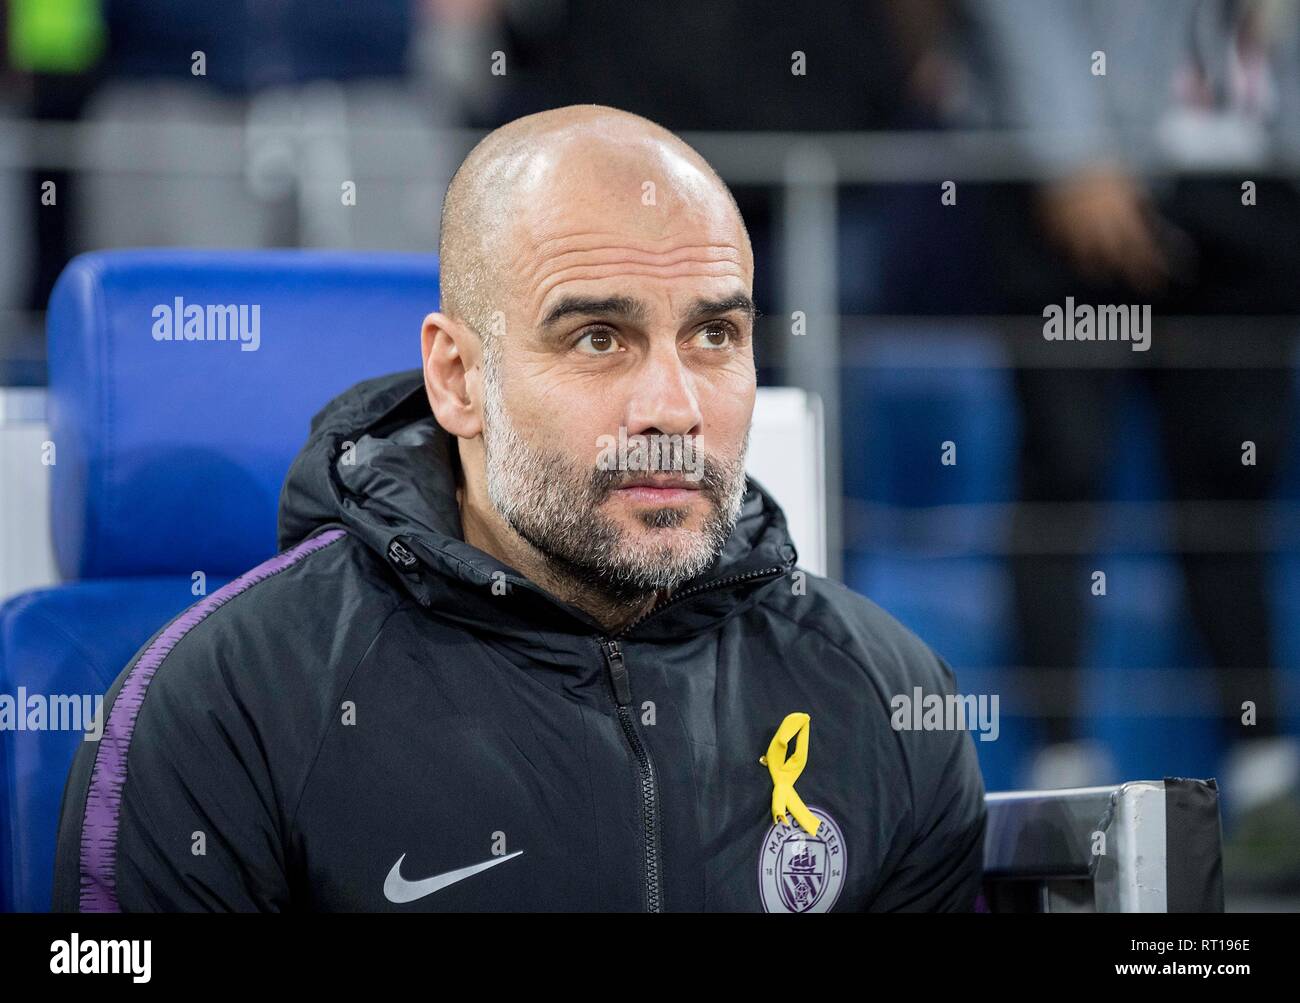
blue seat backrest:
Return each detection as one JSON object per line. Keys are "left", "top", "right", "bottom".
{"left": 48, "top": 249, "right": 439, "bottom": 578}
{"left": 1, "top": 249, "right": 439, "bottom": 911}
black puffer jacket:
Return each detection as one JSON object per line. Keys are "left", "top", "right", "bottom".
{"left": 54, "top": 369, "right": 986, "bottom": 912}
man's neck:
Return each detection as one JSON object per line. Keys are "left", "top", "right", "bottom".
{"left": 457, "top": 485, "right": 660, "bottom": 633}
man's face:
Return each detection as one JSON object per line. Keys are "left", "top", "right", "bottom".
{"left": 478, "top": 146, "right": 756, "bottom": 603}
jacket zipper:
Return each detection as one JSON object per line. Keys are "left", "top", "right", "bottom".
{"left": 597, "top": 562, "right": 789, "bottom": 913}
{"left": 613, "top": 565, "right": 788, "bottom": 640}
{"left": 601, "top": 638, "right": 662, "bottom": 912}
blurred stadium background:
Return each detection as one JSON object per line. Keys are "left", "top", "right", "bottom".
{"left": 1, "top": 0, "right": 1299, "bottom": 907}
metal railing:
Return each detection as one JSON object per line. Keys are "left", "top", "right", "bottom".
{"left": 4, "top": 112, "right": 1300, "bottom": 574}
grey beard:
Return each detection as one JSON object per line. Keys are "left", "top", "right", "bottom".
{"left": 479, "top": 358, "right": 748, "bottom": 605}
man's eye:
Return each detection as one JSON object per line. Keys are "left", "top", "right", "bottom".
{"left": 693, "top": 323, "right": 735, "bottom": 349}
{"left": 575, "top": 328, "right": 621, "bottom": 354}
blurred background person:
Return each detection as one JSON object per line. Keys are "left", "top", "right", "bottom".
{"left": 0, "top": 0, "right": 511, "bottom": 313}
{"left": 78, "top": 0, "right": 456, "bottom": 253}
{"left": 947, "top": 0, "right": 1300, "bottom": 890}
{"left": 493, "top": 0, "right": 911, "bottom": 328}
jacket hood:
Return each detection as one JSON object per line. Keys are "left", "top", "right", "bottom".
{"left": 277, "top": 370, "right": 798, "bottom": 642}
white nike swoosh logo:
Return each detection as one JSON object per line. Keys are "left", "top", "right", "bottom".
{"left": 383, "top": 850, "right": 524, "bottom": 904}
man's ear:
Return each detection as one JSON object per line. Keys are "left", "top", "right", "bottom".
{"left": 421, "top": 312, "right": 483, "bottom": 438}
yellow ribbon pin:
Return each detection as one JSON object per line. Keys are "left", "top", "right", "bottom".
{"left": 758, "top": 712, "right": 820, "bottom": 836}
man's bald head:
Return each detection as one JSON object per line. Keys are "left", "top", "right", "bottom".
{"left": 437, "top": 104, "right": 751, "bottom": 343}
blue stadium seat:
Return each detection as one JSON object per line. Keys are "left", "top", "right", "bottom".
{"left": 0, "top": 249, "right": 438, "bottom": 911}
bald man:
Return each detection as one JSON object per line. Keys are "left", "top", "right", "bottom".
{"left": 53, "top": 106, "right": 986, "bottom": 913}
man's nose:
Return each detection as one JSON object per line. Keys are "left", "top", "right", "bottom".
{"left": 624, "top": 342, "right": 703, "bottom": 438}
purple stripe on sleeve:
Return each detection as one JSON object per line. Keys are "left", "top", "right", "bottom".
{"left": 78, "top": 528, "right": 347, "bottom": 912}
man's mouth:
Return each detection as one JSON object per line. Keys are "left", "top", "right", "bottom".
{"left": 610, "top": 475, "right": 702, "bottom": 505}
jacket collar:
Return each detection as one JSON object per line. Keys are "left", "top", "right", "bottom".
{"left": 278, "top": 370, "right": 797, "bottom": 643}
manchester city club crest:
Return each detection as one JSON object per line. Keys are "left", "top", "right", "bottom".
{"left": 757, "top": 805, "right": 846, "bottom": 913}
